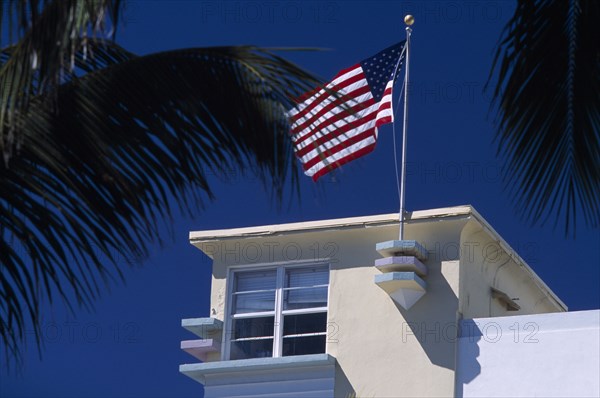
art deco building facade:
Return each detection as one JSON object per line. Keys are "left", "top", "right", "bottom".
{"left": 179, "top": 205, "right": 598, "bottom": 397}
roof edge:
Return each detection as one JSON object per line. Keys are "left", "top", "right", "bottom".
{"left": 189, "top": 205, "right": 473, "bottom": 242}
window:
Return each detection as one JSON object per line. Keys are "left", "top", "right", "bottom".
{"left": 226, "top": 263, "right": 329, "bottom": 360}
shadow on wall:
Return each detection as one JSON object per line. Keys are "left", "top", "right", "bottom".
{"left": 454, "top": 319, "right": 482, "bottom": 397}
{"left": 395, "top": 261, "right": 460, "bottom": 371}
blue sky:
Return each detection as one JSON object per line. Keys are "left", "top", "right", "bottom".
{"left": 2, "top": 1, "right": 598, "bottom": 397}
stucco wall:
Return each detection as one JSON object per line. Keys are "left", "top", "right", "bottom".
{"left": 456, "top": 310, "right": 600, "bottom": 397}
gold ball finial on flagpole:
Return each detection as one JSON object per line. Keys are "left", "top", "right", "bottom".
{"left": 404, "top": 14, "right": 414, "bottom": 26}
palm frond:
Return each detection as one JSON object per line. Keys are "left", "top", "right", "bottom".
{"left": 488, "top": 0, "right": 600, "bottom": 233}
{"left": 1, "top": 0, "right": 122, "bottom": 162}
{"left": 0, "top": 39, "right": 321, "bottom": 362}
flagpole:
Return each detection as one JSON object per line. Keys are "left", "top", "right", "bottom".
{"left": 399, "top": 15, "right": 413, "bottom": 241}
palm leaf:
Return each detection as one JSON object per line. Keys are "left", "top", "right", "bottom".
{"left": 488, "top": 0, "right": 600, "bottom": 233}
{"left": 0, "top": 39, "right": 321, "bottom": 362}
{"left": 1, "top": 0, "right": 122, "bottom": 162}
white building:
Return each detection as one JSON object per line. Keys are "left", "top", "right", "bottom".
{"left": 457, "top": 309, "right": 599, "bottom": 397}
{"left": 179, "top": 205, "right": 599, "bottom": 397}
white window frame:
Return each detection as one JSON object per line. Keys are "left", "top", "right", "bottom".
{"left": 222, "top": 259, "right": 331, "bottom": 361}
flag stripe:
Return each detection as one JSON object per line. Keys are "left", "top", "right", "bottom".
{"left": 291, "top": 82, "right": 368, "bottom": 129}
{"left": 302, "top": 128, "right": 377, "bottom": 170}
{"left": 291, "top": 83, "right": 372, "bottom": 134}
{"left": 306, "top": 134, "right": 377, "bottom": 178}
{"left": 295, "top": 108, "right": 378, "bottom": 158}
{"left": 289, "top": 69, "right": 366, "bottom": 122}
{"left": 310, "top": 141, "right": 378, "bottom": 181}
{"left": 297, "top": 121, "right": 377, "bottom": 165}
{"left": 293, "top": 95, "right": 376, "bottom": 146}
{"left": 288, "top": 65, "right": 363, "bottom": 118}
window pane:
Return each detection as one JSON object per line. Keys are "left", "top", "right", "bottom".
{"left": 282, "top": 335, "right": 326, "bottom": 356}
{"left": 230, "top": 338, "right": 274, "bottom": 360}
{"left": 285, "top": 266, "right": 329, "bottom": 288}
{"left": 283, "top": 313, "right": 327, "bottom": 336}
{"left": 283, "top": 286, "right": 328, "bottom": 310}
{"left": 233, "top": 317, "right": 274, "bottom": 339}
{"left": 234, "top": 270, "right": 277, "bottom": 293}
{"left": 233, "top": 291, "right": 275, "bottom": 314}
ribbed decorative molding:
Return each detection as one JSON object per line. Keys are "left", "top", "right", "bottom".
{"left": 181, "top": 339, "right": 221, "bottom": 362}
{"left": 374, "top": 240, "right": 429, "bottom": 309}
{"left": 181, "top": 317, "right": 223, "bottom": 362}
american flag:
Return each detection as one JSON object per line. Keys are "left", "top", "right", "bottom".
{"left": 288, "top": 41, "right": 406, "bottom": 181}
